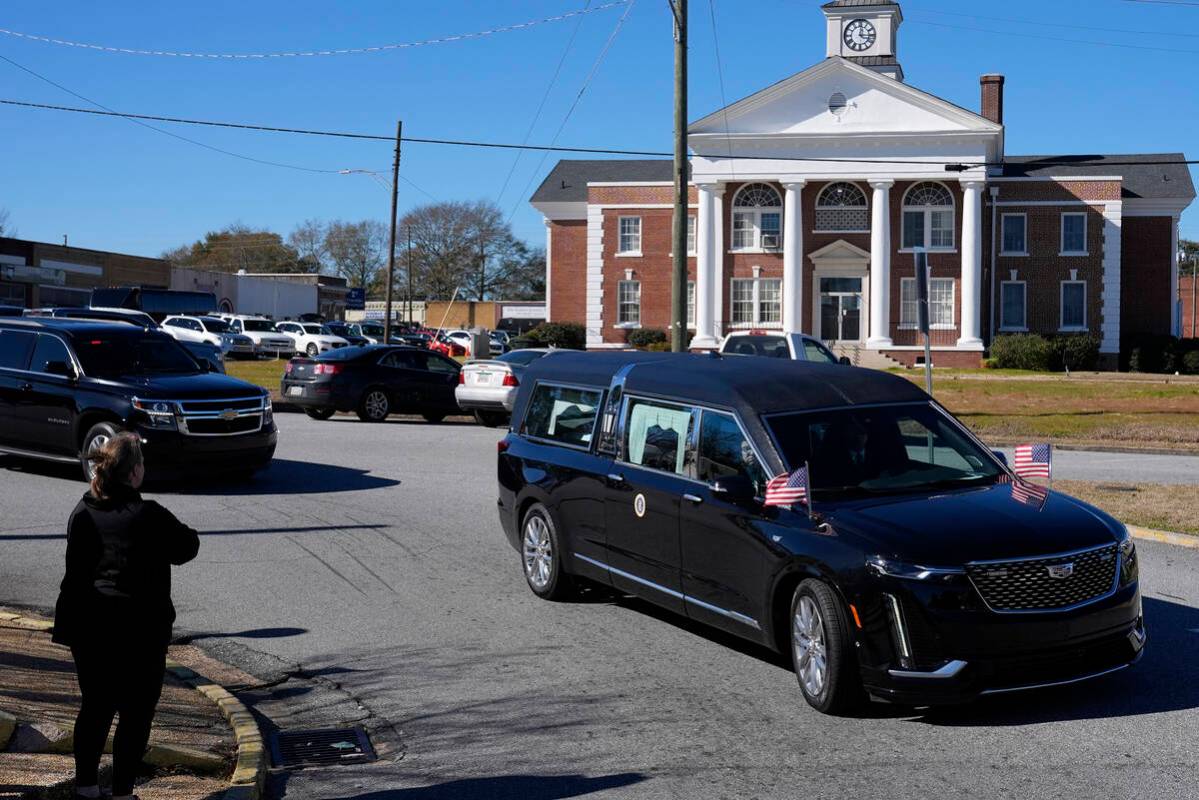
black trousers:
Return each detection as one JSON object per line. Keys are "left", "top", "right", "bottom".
{"left": 71, "top": 639, "right": 167, "bottom": 795}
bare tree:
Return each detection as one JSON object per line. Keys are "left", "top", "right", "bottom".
{"left": 288, "top": 219, "right": 329, "bottom": 273}
{"left": 0, "top": 208, "right": 12, "bottom": 238}
{"left": 324, "top": 220, "right": 388, "bottom": 294}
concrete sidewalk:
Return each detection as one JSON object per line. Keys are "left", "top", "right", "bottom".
{"left": 0, "top": 611, "right": 235, "bottom": 800}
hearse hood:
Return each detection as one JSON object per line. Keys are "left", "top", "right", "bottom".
{"left": 823, "top": 482, "right": 1125, "bottom": 566}
{"left": 103, "top": 372, "right": 267, "bottom": 400}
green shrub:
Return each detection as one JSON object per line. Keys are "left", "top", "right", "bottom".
{"left": 989, "top": 334, "right": 1054, "bottom": 371}
{"left": 627, "top": 328, "right": 668, "bottom": 349}
{"left": 1183, "top": 350, "right": 1199, "bottom": 375}
{"left": 525, "top": 322, "right": 586, "bottom": 350}
{"left": 1049, "top": 334, "right": 1101, "bottom": 372}
{"left": 1126, "top": 334, "right": 1181, "bottom": 373}
{"left": 646, "top": 341, "right": 673, "bottom": 352}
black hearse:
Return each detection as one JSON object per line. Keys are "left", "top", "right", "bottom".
{"left": 0, "top": 318, "right": 275, "bottom": 480}
{"left": 496, "top": 352, "right": 1144, "bottom": 713}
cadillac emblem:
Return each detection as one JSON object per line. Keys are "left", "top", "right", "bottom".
{"left": 1047, "top": 563, "right": 1074, "bottom": 579}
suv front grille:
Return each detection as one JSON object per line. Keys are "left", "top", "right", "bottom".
{"left": 176, "top": 396, "right": 266, "bottom": 437}
{"left": 966, "top": 544, "right": 1119, "bottom": 613}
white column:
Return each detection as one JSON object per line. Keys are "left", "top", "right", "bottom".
{"left": 1171, "top": 215, "right": 1181, "bottom": 337}
{"left": 782, "top": 181, "right": 806, "bottom": 334}
{"left": 867, "top": 179, "right": 894, "bottom": 348}
{"left": 691, "top": 183, "right": 720, "bottom": 349}
{"left": 714, "top": 187, "right": 725, "bottom": 339}
{"left": 544, "top": 219, "right": 553, "bottom": 322}
{"left": 958, "top": 179, "right": 986, "bottom": 349}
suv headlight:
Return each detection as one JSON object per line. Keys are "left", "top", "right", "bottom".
{"left": 262, "top": 396, "right": 274, "bottom": 427}
{"left": 132, "top": 398, "right": 178, "bottom": 430}
{"left": 866, "top": 556, "right": 965, "bottom": 582}
{"left": 1118, "top": 528, "right": 1138, "bottom": 586}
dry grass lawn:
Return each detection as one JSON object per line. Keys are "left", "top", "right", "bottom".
{"left": 1055, "top": 480, "right": 1199, "bottom": 535}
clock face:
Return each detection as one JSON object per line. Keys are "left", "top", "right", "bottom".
{"left": 843, "top": 19, "right": 877, "bottom": 52}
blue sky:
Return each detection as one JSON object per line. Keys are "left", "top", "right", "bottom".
{"left": 1, "top": 0, "right": 1196, "bottom": 259}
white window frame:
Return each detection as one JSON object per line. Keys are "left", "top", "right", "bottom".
{"left": 900, "top": 182, "right": 956, "bottom": 253}
{"left": 1059, "top": 280, "right": 1088, "bottom": 331}
{"left": 617, "top": 280, "right": 641, "bottom": 327}
{"left": 1000, "top": 213, "right": 1028, "bottom": 256}
{"left": 730, "top": 184, "right": 783, "bottom": 253}
{"left": 899, "top": 277, "right": 956, "bottom": 330}
{"left": 617, "top": 216, "right": 642, "bottom": 256}
{"left": 729, "top": 277, "right": 783, "bottom": 329}
{"left": 686, "top": 280, "right": 696, "bottom": 329}
{"left": 999, "top": 280, "right": 1027, "bottom": 331}
{"left": 814, "top": 182, "right": 870, "bottom": 233}
{"left": 687, "top": 215, "right": 696, "bottom": 256}
{"left": 1060, "top": 212, "right": 1088, "bottom": 256}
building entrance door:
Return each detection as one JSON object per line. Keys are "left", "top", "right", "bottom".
{"left": 819, "top": 277, "right": 863, "bottom": 343}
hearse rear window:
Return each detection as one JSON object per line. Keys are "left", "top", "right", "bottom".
{"left": 524, "top": 384, "right": 602, "bottom": 448}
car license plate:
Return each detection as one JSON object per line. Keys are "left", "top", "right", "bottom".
{"left": 475, "top": 371, "right": 492, "bottom": 385}
{"left": 288, "top": 386, "right": 304, "bottom": 396}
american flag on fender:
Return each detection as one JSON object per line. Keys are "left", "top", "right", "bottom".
{"left": 1010, "top": 478, "right": 1049, "bottom": 510}
{"left": 765, "top": 464, "right": 809, "bottom": 507}
{"left": 1013, "top": 443, "right": 1052, "bottom": 480}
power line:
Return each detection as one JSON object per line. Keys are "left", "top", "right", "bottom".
{"left": 908, "top": 6, "right": 1199, "bottom": 36}
{"left": 907, "top": 18, "right": 1199, "bottom": 54}
{"left": 496, "top": 0, "right": 594, "bottom": 209}
{"left": 1123, "top": 0, "right": 1199, "bottom": 6}
{"left": 4, "top": 96, "right": 1198, "bottom": 168}
{"left": 0, "top": 54, "right": 342, "bottom": 174}
{"left": 707, "top": 0, "right": 736, "bottom": 181}
{"left": 0, "top": 3, "right": 631, "bottom": 60}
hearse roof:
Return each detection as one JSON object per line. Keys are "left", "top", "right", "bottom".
{"left": 521, "top": 351, "right": 928, "bottom": 415}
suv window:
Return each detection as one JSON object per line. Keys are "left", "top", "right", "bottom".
{"left": 30, "top": 334, "right": 73, "bottom": 375}
{"left": 725, "top": 335, "right": 790, "bottom": 358}
{"left": 803, "top": 338, "right": 838, "bottom": 364}
{"left": 75, "top": 333, "right": 202, "bottom": 378}
{"left": 0, "top": 330, "right": 36, "bottom": 370}
{"left": 696, "top": 411, "right": 768, "bottom": 494}
{"left": 524, "top": 384, "right": 602, "bottom": 448}
{"left": 624, "top": 397, "right": 694, "bottom": 476}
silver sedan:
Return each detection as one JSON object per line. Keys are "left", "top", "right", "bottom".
{"left": 455, "top": 348, "right": 555, "bottom": 427}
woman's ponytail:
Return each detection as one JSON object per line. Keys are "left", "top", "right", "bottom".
{"left": 88, "top": 432, "right": 143, "bottom": 499}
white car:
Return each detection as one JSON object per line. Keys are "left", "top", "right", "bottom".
{"left": 455, "top": 348, "right": 555, "bottom": 427}
{"left": 221, "top": 315, "right": 295, "bottom": 357}
{"left": 446, "top": 329, "right": 474, "bottom": 355}
{"left": 161, "top": 315, "right": 256, "bottom": 357}
{"left": 719, "top": 330, "right": 847, "bottom": 364}
{"left": 275, "top": 321, "right": 350, "bottom": 357}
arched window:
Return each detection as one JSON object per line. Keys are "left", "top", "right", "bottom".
{"left": 902, "top": 182, "right": 955, "bottom": 250}
{"left": 815, "top": 182, "right": 868, "bottom": 232}
{"left": 731, "top": 183, "right": 782, "bottom": 251}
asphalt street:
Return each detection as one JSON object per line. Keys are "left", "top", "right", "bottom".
{"left": 2, "top": 413, "right": 1198, "bottom": 799}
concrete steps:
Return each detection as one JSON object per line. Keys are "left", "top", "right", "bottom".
{"left": 830, "top": 343, "right": 905, "bottom": 371}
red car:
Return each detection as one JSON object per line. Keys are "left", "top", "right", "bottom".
{"left": 426, "top": 329, "right": 465, "bottom": 358}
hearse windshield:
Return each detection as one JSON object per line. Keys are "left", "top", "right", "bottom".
{"left": 75, "top": 333, "right": 203, "bottom": 378}
{"left": 767, "top": 403, "right": 1003, "bottom": 497}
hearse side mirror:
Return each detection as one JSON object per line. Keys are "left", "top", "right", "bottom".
{"left": 45, "top": 360, "right": 77, "bottom": 380}
{"left": 207, "top": 359, "right": 221, "bottom": 373}
{"left": 992, "top": 450, "right": 1008, "bottom": 467}
{"left": 838, "top": 356, "right": 852, "bottom": 366}
{"left": 711, "top": 474, "right": 757, "bottom": 504}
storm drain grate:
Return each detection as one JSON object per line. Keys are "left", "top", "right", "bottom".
{"left": 270, "top": 726, "right": 376, "bottom": 768}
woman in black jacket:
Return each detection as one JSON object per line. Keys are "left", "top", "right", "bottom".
{"left": 52, "top": 432, "right": 199, "bottom": 800}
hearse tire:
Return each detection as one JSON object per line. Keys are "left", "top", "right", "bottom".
{"left": 790, "top": 579, "right": 865, "bottom": 716}
{"left": 80, "top": 422, "right": 123, "bottom": 483}
{"left": 520, "top": 503, "right": 573, "bottom": 601}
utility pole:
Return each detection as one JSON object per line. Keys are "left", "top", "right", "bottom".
{"left": 669, "top": 0, "right": 688, "bottom": 352}
{"left": 406, "top": 225, "right": 413, "bottom": 328}
{"left": 384, "top": 120, "right": 402, "bottom": 342}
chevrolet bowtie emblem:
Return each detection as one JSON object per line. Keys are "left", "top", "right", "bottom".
{"left": 219, "top": 409, "right": 238, "bottom": 422}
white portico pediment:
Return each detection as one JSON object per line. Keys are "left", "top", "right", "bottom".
{"left": 690, "top": 58, "right": 999, "bottom": 140}
{"left": 807, "top": 239, "right": 871, "bottom": 268}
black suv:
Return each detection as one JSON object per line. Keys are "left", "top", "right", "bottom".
{"left": 497, "top": 352, "right": 1143, "bottom": 713}
{"left": 0, "top": 318, "right": 276, "bottom": 480}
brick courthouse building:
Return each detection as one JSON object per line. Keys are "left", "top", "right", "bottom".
{"left": 531, "top": 0, "right": 1194, "bottom": 367}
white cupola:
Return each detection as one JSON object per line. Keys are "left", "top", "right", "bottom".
{"left": 822, "top": 0, "right": 904, "bottom": 82}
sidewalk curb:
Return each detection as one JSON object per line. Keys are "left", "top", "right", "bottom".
{"left": 167, "top": 661, "right": 267, "bottom": 800}
{"left": 986, "top": 438, "right": 1199, "bottom": 457}
{"left": 1129, "top": 525, "right": 1199, "bottom": 550}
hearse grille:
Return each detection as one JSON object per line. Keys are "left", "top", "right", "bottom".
{"left": 966, "top": 544, "right": 1119, "bottom": 613}
{"left": 176, "top": 396, "right": 267, "bottom": 437}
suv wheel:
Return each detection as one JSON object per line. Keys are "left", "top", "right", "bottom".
{"left": 304, "top": 407, "right": 335, "bottom": 421}
{"left": 80, "top": 422, "right": 122, "bottom": 483}
{"left": 306, "top": 343, "right": 319, "bottom": 357}
{"left": 790, "top": 579, "right": 864, "bottom": 715}
{"left": 422, "top": 412, "right": 447, "bottom": 424}
{"left": 521, "top": 504, "right": 573, "bottom": 600}
{"left": 357, "top": 388, "right": 390, "bottom": 422}
{"left": 474, "top": 410, "right": 507, "bottom": 428}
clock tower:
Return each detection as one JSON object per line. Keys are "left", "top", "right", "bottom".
{"left": 823, "top": 0, "right": 904, "bottom": 82}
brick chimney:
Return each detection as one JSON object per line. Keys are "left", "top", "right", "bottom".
{"left": 981, "top": 74, "right": 1005, "bottom": 125}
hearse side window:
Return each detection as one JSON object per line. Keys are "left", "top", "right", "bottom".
{"left": 30, "top": 335, "right": 72, "bottom": 374}
{"left": 696, "top": 411, "right": 768, "bottom": 494}
{"left": 623, "top": 397, "right": 694, "bottom": 476}
{"left": 0, "top": 330, "right": 36, "bottom": 370}
{"left": 524, "top": 384, "right": 602, "bottom": 449}
{"left": 767, "top": 403, "right": 1002, "bottom": 497}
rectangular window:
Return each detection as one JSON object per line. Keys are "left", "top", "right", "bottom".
{"left": 696, "top": 410, "right": 768, "bottom": 495}
{"left": 687, "top": 215, "right": 696, "bottom": 255}
{"left": 1000, "top": 281, "right": 1027, "bottom": 330}
{"left": 686, "top": 281, "right": 695, "bottom": 329}
{"left": 758, "top": 278, "right": 782, "bottom": 323}
{"left": 902, "top": 211, "right": 924, "bottom": 250}
{"left": 618, "top": 216, "right": 641, "bottom": 254}
{"left": 624, "top": 397, "right": 694, "bottom": 476}
{"left": 759, "top": 213, "right": 781, "bottom": 248}
{"left": 617, "top": 280, "right": 641, "bottom": 326}
{"left": 0, "top": 329, "right": 37, "bottom": 370}
{"left": 929, "top": 210, "right": 954, "bottom": 249}
{"left": 1061, "top": 213, "right": 1087, "bottom": 255}
{"left": 1061, "top": 281, "right": 1087, "bottom": 330}
{"left": 1001, "top": 214, "right": 1027, "bottom": 255}
{"left": 899, "top": 278, "right": 954, "bottom": 329}
{"left": 732, "top": 212, "right": 755, "bottom": 250}
{"left": 523, "top": 384, "right": 603, "bottom": 449}
{"left": 731, "top": 279, "right": 755, "bottom": 324}
{"left": 903, "top": 210, "right": 954, "bottom": 250}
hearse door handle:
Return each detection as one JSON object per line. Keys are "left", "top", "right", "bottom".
{"left": 19, "top": 382, "right": 32, "bottom": 392}
{"left": 607, "top": 473, "right": 625, "bottom": 485}
{"left": 683, "top": 493, "right": 703, "bottom": 505}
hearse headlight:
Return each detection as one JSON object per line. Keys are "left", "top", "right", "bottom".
{"left": 866, "top": 556, "right": 965, "bottom": 582}
{"left": 132, "top": 398, "right": 178, "bottom": 430}
{"left": 1117, "top": 528, "right": 1138, "bottom": 585}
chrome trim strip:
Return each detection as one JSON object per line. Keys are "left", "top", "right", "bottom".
{"left": 966, "top": 541, "right": 1119, "bottom": 566}
{"left": 573, "top": 553, "right": 760, "bottom": 630}
{"left": 0, "top": 445, "right": 78, "bottom": 464}
{"left": 888, "top": 659, "right": 969, "bottom": 680}
{"left": 978, "top": 661, "right": 1134, "bottom": 696}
